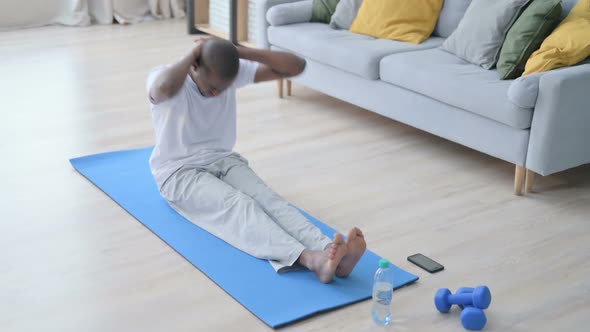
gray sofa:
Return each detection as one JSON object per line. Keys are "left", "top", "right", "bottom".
{"left": 256, "top": 0, "right": 590, "bottom": 195}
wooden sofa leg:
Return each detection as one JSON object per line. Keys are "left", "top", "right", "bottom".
{"left": 525, "top": 169, "right": 536, "bottom": 193}
{"left": 287, "top": 80, "right": 292, "bottom": 96}
{"left": 277, "top": 79, "right": 284, "bottom": 98}
{"left": 515, "top": 165, "right": 526, "bottom": 196}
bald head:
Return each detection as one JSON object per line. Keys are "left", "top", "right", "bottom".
{"left": 200, "top": 39, "right": 239, "bottom": 82}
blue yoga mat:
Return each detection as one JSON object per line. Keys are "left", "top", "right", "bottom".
{"left": 70, "top": 147, "right": 418, "bottom": 328}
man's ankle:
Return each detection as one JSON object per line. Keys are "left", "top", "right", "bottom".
{"left": 297, "top": 249, "right": 313, "bottom": 270}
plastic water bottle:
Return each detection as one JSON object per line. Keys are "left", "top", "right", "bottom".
{"left": 372, "top": 258, "right": 393, "bottom": 326}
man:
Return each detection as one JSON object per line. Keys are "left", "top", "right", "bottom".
{"left": 146, "top": 38, "right": 366, "bottom": 283}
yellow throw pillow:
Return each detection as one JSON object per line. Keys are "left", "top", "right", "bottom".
{"left": 523, "top": 0, "right": 590, "bottom": 75}
{"left": 349, "top": 0, "right": 444, "bottom": 44}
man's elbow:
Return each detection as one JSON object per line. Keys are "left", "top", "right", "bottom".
{"left": 149, "top": 84, "right": 174, "bottom": 105}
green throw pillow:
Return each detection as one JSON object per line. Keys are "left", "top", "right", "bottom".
{"left": 497, "top": 0, "right": 562, "bottom": 80}
{"left": 311, "top": 0, "right": 340, "bottom": 23}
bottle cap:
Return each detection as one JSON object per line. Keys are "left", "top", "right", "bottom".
{"left": 379, "top": 258, "right": 390, "bottom": 268}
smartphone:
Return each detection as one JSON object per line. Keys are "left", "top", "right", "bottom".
{"left": 407, "top": 253, "right": 444, "bottom": 273}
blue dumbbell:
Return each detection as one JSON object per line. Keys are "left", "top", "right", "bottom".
{"left": 434, "top": 286, "right": 492, "bottom": 313}
{"left": 456, "top": 288, "right": 487, "bottom": 331}
{"left": 456, "top": 287, "right": 474, "bottom": 309}
{"left": 461, "top": 306, "right": 487, "bottom": 331}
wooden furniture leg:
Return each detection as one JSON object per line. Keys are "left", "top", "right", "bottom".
{"left": 525, "top": 169, "right": 536, "bottom": 193}
{"left": 515, "top": 165, "right": 526, "bottom": 196}
{"left": 277, "top": 79, "right": 283, "bottom": 98}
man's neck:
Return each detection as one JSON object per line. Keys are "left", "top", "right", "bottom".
{"left": 190, "top": 75, "right": 207, "bottom": 97}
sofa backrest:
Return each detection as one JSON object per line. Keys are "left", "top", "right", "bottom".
{"left": 433, "top": 0, "right": 471, "bottom": 38}
{"left": 561, "top": 0, "right": 579, "bottom": 19}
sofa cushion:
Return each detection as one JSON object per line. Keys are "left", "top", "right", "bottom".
{"left": 523, "top": 0, "right": 590, "bottom": 76}
{"left": 380, "top": 48, "right": 534, "bottom": 129}
{"left": 441, "top": 0, "right": 531, "bottom": 69}
{"left": 497, "top": 0, "right": 562, "bottom": 80}
{"left": 311, "top": 0, "right": 340, "bottom": 23}
{"left": 329, "top": 0, "right": 363, "bottom": 30}
{"left": 433, "top": 0, "right": 471, "bottom": 38}
{"left": 349, "top": 0, "right": 443, "bottom": 44}
{"left": 268, "top": 23, "right": 444, "bottom": 80}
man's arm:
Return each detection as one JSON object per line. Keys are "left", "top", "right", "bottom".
{"left": 149, "top": 40, "right": 205, "bottom": 105}
{"left": 237, "top": 46, "right": 306, "bottom": 83}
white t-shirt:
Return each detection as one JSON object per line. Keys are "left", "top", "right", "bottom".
{"left": 146, "top": 59, "right": 259, "bottom": 188}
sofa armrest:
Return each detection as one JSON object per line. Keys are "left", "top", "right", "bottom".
{"left": 526, "top": 63, "right": 590, "bottom": 175}
{"left": 267, "top": 0, "right": 312, "bottom": 26}
{"left": 256, "top": 0, "right": 306, "bottom": 49}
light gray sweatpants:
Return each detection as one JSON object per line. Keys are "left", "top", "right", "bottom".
{"left": 160, "top": 153, "right": 332, "bottom": 272}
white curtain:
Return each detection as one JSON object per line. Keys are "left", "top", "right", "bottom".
{"left": 0, "top": 0, "right": 185, "bottom": 30}
{"left": 89, "top": 0, "right": 186, "bottom": 25}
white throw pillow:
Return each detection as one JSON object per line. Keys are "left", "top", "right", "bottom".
{"left": 329, "top": 0, "right": 363, "bottom": 30}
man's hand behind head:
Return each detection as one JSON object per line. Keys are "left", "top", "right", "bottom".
{"left": 191, "top": 37, "right": 212, "bottom": 68}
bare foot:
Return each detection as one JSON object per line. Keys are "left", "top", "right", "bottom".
{"left": 336, "top": 227, "right": 367, "bottom": 278}
{"left": 299, "top": 234, "right": 347, "bottom": 283}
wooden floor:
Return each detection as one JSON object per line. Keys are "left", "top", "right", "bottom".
{"left": 1, "top": 20, "right": 589, "bottom": 332}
